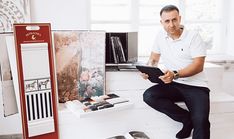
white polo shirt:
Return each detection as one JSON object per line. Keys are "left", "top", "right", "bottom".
{"left": 152, "top": 26, "right": 208, "bottom": 88}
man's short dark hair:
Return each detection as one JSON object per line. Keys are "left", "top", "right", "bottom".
{"left": 160, "top": 5, "right": 179, "bottom": 16}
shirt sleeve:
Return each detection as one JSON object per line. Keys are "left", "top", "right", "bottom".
{"left": 190, "top": 31, "right": 207, "bottom": 58}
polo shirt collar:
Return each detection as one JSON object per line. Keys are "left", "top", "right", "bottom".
{"left": 163, "top": 25, "right": 187, "bottom": 41}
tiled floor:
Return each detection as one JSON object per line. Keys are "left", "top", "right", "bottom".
{"left": 0, "top": 134, "right": 22, "bottom": 139}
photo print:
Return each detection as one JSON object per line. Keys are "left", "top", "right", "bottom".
{"left": 53, "top": 31, "right": 105, "bottom": 102}
{"left": 0, "top": 33, "right": 18, "bottom": 117}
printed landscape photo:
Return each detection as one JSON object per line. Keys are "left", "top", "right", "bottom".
{"left": 53, "top": 31, "right": 105, "bottom": 102}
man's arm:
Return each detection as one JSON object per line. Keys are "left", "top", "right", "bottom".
{"left": 147, "top": 52, "right": 161, "bottom": 66}
{"left": 177, "top": 56, "right": 205, "bottom": 78}
{"left": 159, "top": 56, "right": 205, "bottom": 84}
{"left": 140, "top": 52, "right": 161, "bottom": 80}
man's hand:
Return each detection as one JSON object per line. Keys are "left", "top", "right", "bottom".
{"left": 140, "top": 72, "right": 149, "bottom": 80}
{"left": 159, "top": 70, "right": 174, "bottom": 84}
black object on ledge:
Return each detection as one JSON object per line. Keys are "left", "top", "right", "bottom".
{"left": 105, "top": 32, "right": 138, "bottom": 69}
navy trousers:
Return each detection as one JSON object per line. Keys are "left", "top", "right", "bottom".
{"left": 143, "top": 82, "right": 210, "bottom": 139}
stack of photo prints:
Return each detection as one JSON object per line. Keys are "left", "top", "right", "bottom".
{"left": 81, "top": 94, "right": 128, "bottom": 112}
{"left": 65, "top": 93, "right": 133, "bottom": 117}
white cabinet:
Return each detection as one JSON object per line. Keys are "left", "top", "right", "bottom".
{"left": 57, "top": 63, "right": 234, "bottom": 139}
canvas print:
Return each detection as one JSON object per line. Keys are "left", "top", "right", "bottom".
{"left": 0, "top": 0, "right": 30, "bottom": 32}
{"left": 53, "top": 31, "right": 105, "bottom": 102}
{"left": 0, "top": 33, "right": 18, "bottom": 117}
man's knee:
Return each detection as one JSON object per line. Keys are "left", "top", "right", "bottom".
{"left": 143, "top": 90, "right": 152, "bottom": 104}
{"left": 143, "top": 85, "right": 163, "bottom": 102}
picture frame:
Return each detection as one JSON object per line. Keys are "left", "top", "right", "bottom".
{"left": 0, "top": 33, "right": 18, "bottom": 117}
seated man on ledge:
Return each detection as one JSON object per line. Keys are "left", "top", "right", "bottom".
{"left": 141, "top": 5, "right": 210, "bottom": 139}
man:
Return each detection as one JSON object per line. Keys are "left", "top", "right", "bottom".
{"left": 141, "top": 5, "right": 210, "bottom": 139}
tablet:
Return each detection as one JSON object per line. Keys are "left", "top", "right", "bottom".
{"left": 136, "top": 65, "right": 164, "bottom": 84}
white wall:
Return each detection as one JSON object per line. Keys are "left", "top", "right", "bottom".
{"left": 30, "top": 0, "right": 90, "bottom": 30}
{"left": 226, "top": 0, "right": 234, "bottom": 56}
{"left": 29, "top": 0, "right": 234, "bottom": 55}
